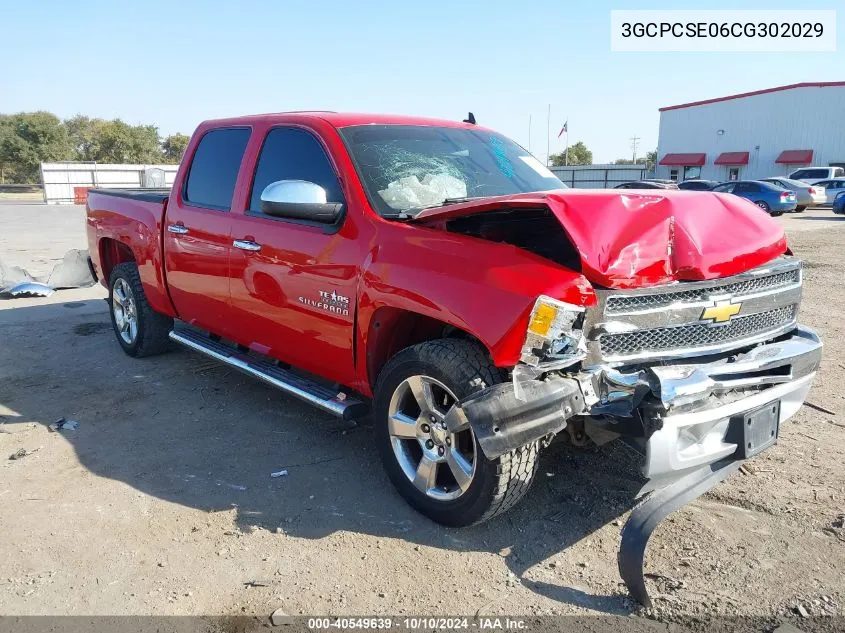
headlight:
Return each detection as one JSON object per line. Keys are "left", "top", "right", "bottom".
{"left": 521, "top": 295, "right": 585, "bottom": 366}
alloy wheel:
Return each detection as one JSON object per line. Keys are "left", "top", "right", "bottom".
{"left": 112, "top": 278, "right": 138, "bottom": 344}
{"left": 387, "top": 375, "right": 476, "bottom": 501}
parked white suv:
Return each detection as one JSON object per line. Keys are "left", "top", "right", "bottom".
{"left": 789, "top": 166, "right": 845, "bottom": 184}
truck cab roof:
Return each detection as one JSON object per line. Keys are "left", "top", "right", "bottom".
{"left": 198, "top": 111, "right": 483, "bottom": 131}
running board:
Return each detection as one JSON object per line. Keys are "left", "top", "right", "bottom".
{"left": 169, "top": 329, "right": 368, "bottom": 420}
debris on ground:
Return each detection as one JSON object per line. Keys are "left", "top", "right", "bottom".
{"left": 9, "top": 447, "right": 40, "bottom": 460}
{"left": 45, "top": 249, "right": 96, "bottom": 289}
{"left": 244, "top": 580, "right": 269, "bottom": 587}
{"left": 0, "top": 282, "right": 55, "bottom": 299}
{"left": 270, "top": 607, "right": 290, "bottom": 626}
{"left": 805, "top": 401, "right": 836, "bottom": 416}
{"left": 270, "top": 469, "right": 288, "bottom": 478}
{"left": 0, "top": 249, "right": 95, "bottom": 295}
{"left": 48, "top": 418, "right": 79, "bottom": 432}
{"left": 796, "top": 603, "right": 811, "bottom": 618}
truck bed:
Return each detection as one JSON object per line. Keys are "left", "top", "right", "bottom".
{"left": 89, "top": 188, "right": 170, "bottom": 203}
{"left": 86, "top": 186, "right": 175, "bottom": 318}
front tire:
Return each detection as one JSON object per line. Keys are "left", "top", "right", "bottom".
{"left": 108, "top": 262, "right": 173, "bottom": 358}
{"left": 374, "top": 339, "right": 539, "bottom": 527}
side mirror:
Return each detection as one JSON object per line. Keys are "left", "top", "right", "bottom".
{"left": 260, "top": 180, "right": 344, "bottom": 223}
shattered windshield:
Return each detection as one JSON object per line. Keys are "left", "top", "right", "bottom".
{"left": 338, "top": 125, "right": 565, "bottom": 217}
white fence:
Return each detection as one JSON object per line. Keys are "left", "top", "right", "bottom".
{"left": 40, "top": 162, "right": 179, "bottom": 204}
{"left": 551, "top": 164, "right": 650, "bottom": 189}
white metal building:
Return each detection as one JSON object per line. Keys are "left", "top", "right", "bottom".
{"left": 655, "top": 82, "right": 845, "bottom": 183}
{"left": 40, "top": 162, "right": 179, "bottom": 204}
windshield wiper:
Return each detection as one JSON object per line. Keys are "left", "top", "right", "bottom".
{"left": 383, "top": 196, "right": 490, "bottom": 220}
{"left": 440, "top": 196, "right": 486, "bottom": 205}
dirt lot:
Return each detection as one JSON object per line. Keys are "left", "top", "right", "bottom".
{"left": 1, "top": 204, "right": 844, "bottom": 623}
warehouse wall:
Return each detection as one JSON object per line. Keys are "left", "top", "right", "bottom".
{"left": 656, "top": 84, "right": 845, "bottom": 182}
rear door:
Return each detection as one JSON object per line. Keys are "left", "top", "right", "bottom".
{"left": 164, "top": 127, "right": 251, "bottom": 336}
{"left": 227, "top": 126, "right": 360, "bottom": 386}
{"left": 824, "top": 180, "right": 845, "bottom": 202}
{"left": 733, "top": 182, "right": 757, "bottom": 201}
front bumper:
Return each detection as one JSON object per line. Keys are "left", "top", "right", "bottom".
{"left": 581, "top": 325, "right": 822, "bottom": 482}
{"left": 448, "top": 326, "right": 821, "bottom": 477}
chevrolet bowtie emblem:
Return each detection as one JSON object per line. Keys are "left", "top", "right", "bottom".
{"left": 701, "top": 300, "right": 742, "bottom": 324}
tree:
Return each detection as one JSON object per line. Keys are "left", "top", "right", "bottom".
{"left": 162, "top": 133, "right": 190, "bottom": 163}
{"left": 644, "top": 150, "right": 657, "bottom": 171}
{"left": 613, "top": 157, "right": 646, "bottom": 165}
{"left": 94, "top": 119, "right": 162, "bottom": 164}
{"left": 550, "top": 141, "right": 592, "bottom": 166}
{"left": 0, "top": 112, "right": 72, "bottom": 183}
{"left": 65, "top": 115, "right": 106, "bottom": 161}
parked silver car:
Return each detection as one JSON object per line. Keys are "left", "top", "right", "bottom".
{"left": 761, "top": 177, "right": 826, "bottom": 211}
{"left": 813, "top": 179, "right": 845, "bottom": 204}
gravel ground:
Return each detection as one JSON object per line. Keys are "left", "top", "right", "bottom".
{"left": 0, "top": 204, "right": 843, "bottom": 625}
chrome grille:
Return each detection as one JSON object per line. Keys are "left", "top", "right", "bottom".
{"left": 599, "top": 305, "right": 797, "bottom": 358}
{"left": 605, "top": 268, "right": 800, "bottom": 314}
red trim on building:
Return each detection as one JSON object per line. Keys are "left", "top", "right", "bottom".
{"left": 714, "top": 152, "right": 749, "bottom": 166}
{"left": 775, "top": 150, "right": 814, "bottom": 164}
{"left": 659, "top": 153, "right": 706, "bottom": 166}
{"left": 660, "top": 82, "right": 845, "bottom": 112}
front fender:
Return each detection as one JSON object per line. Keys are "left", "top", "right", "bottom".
{"left": 355, "top": 222, "right": 594, "bottom": 386}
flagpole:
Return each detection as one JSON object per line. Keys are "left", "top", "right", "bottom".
{"left": 528, "top": 114, "right": 532, "bottom": 153}
{"left": 565, "top": 125, "right": 569, "bottom": 166}
{"left": 546, "top": 104, "right": 551, "bottom": 166}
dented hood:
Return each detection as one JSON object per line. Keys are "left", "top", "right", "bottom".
{"left": 413, "top": 189, "right": 788, "bottom": 289}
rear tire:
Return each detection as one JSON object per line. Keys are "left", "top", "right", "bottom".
{"left": 796, "top": 206, "right": 806, "bottom": 213}
{"left": 374, "top": 339, "right": 539, "bottom": 527}
{"left": 755, "top": 200, "right": 770, "bottom": 212}
{"left": 108, "top": 262, "right": 173, "bottom": 358}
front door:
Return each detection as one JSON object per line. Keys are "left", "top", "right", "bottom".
{"left": 227, "top": 126, "right": 360, "bottom": 387}
{"left": 164, "top": 127, "right": 251, "bottom": 337}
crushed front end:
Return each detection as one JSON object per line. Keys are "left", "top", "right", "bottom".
{"left": 446, "top": 255, "right": 822, "bottom": 606}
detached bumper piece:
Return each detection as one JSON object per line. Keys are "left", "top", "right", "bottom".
{"left": 619, "top": 458, "right": 742, "bottom": 608}
{"left": 444, "top": 375, "right": 585, "bottom": 460}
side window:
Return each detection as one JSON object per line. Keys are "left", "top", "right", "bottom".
{"left": 184, "top": 128, "right": 251, "bottom": 209}
{"left": 833, "top": 167, "right": 844, "bottom": 178}
{"left": 736, "top": 182, "right": 757, "bottom": 193}
{"left": 712, "top": 183, "right": 733, "bottom": 193}
{"left": 790, "top": 170, "right": 807, "bottom": 180}
{"left": 250, "top": 127, "right": 344, "bottom": 213}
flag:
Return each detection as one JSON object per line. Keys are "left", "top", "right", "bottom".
{"left": 557, "top": 121, "right": 568, "bottom": 138}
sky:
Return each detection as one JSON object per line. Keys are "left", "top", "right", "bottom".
{"left": 0, "top": 0, "right": 842, "bottom": 163}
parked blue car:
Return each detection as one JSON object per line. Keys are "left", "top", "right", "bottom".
{"left": 834, "top": 191, "right": 845, "bottom": 215}
{"left": 711, "top": 180, "right": 797, "bottom": 216}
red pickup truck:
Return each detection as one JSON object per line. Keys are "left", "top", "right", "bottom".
{"left": 86, "top": 112, "right": 821, "bottom": 606}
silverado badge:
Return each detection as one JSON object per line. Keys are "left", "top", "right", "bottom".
{"left": 701, "top": 299, "right": 741, "bottom": 324}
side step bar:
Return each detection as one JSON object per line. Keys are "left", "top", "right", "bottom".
{"left": 169, "top": 329, "right": 369, "bottom": 421}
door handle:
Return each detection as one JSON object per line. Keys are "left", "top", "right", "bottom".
{"left": 233, "top": 239, "right": 262, "bottom": 252}
{"left": 167, "top": 224, "right": 189, "bottom": 235}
